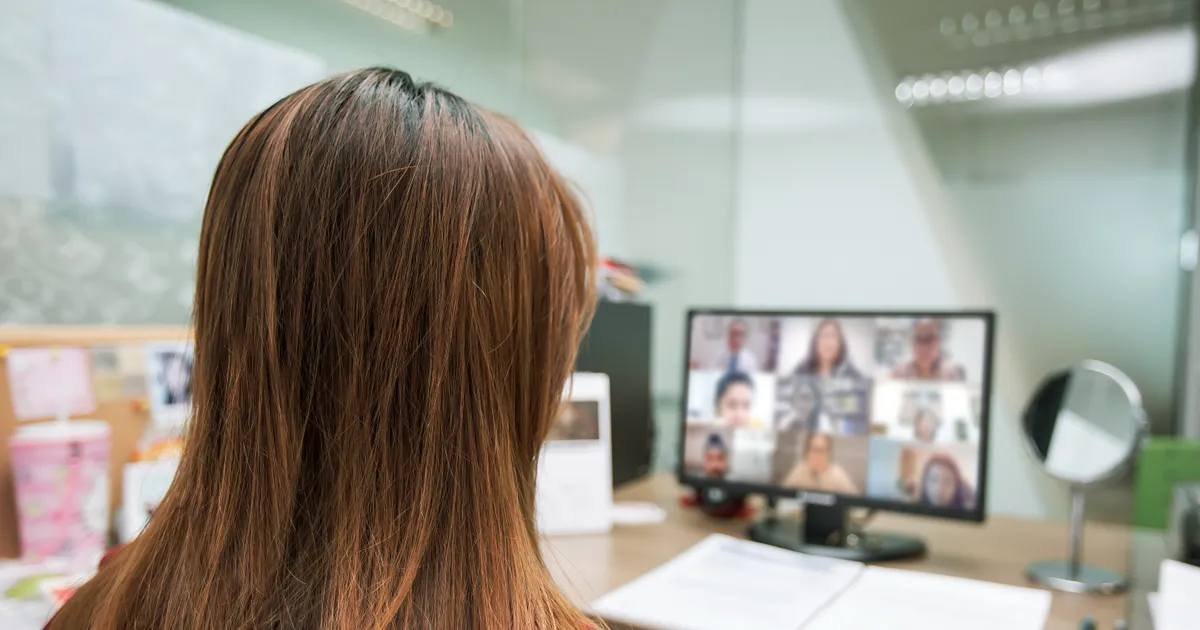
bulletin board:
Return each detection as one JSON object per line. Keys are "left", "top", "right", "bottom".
{"left": 0, "top": 326, "right": 190, "bottom": 558}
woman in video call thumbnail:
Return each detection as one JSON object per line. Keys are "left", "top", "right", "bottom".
{"left": 892, "top": 318, "right": 965, "bottom": 381}
{"left": 919, "top": 454, "right": 973, "bottom": 509}
{"left": 913, "top": 409, "right": 940, "bottom": 443}
{"left": 793, "top": 318, "right": 862, "bottom": 379}
{"left": 783, "top": 433, "right": 859, "bottom": 495}
{"left": 714, "top": 371, "right": 761, "bottom": 428}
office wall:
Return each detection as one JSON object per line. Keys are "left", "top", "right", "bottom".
{"left": 158, "top": 0, "right": 528, "bottom": 118}
{"left": 0, "top": 0, "right": 631, "bottom": 322}
{"left": 737, "top": 0, "right": 1062, "bottom": 520}
{"left": 923, "top": 99, "right": 1189, "bottom": 438}
{"left": 1, "top": 0, "right": 325, "bottom": 324}
{"left": 2, "top": 0, "right": 736, "bottom": 470}
{"left": 161, "top": 0, "right": 629, "bottom": 256}
{"left": 522, "top": 0, "right": 740, "bottom": 470}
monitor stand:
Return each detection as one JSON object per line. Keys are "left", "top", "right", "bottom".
{"left": 747, "top": 502, "right": 926, "bottom": 563}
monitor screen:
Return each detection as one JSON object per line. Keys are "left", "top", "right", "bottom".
{"left": 679, "top": 310, "right": 994, "bottom": 521}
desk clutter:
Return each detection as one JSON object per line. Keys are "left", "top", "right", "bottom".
{"left": 2, "top": 339, "right": 193, "bottom": 558}
{"left": 0, "top": 333, "right": 194, "bottom": 624}
{"left": 1149, "top": 559, "right": 1200, "bottom": 630}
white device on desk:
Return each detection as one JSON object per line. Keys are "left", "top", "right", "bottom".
{"left": 536, "top": 372, "right": 613, "bottom": 536}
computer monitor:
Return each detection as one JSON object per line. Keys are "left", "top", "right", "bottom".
{"left": 679, "top": 309, "right": 995, "bottom": 561}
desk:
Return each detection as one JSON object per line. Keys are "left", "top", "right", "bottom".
{"left": 545, "top": 475, "right": 1131, "bottom": 630}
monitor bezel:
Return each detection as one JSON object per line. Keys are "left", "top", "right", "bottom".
{"left": 677, "top": 308, "right": 995, "bottom": 524}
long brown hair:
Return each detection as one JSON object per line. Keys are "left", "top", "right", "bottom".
{"left": 52, "top": 68, "right": 597, "bottom": 629}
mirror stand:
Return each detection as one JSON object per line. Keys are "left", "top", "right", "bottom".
{"left": 1024, "top": 483, "right": 1128, "bottom": 594}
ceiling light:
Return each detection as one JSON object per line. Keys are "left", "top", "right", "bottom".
{"left": 965, "top": 74, "right": 984, "bottom": 95}
{"left": 1032, "top": 2, "right": 1051, "bottom": 20}
{"left": 1010, "top": 7, "right": 1027, "bottom": 24}
{"left": 929, "top": 77, "right": 949, "bottom": 100}
{"left": 963, "top": 13, "right": 980, "bottom": 32}
{"left": 1001, "top": 25, "right": 1195, "bottom": 108}
{"left": 343, "top": 0, "right": 453, "bottom": 33}
{"left": 947, "top": 76, "right": 966, "bottom": 96}
{"left": 1003, "top": 69, "right": 1023, "bottom": 95}
{"left": 912, "top": 80, "right": 930, "bottom": 100}
{"left": 896, "top": 25, "right": 1194, "bottom": 110}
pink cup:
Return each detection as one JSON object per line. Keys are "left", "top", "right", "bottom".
{"left": 9, "top": 421, "right": 112, "bottom": 566}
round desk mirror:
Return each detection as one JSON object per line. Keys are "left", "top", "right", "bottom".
{"left": 1021, "top": 360, "right": 1146, "bottom": 594}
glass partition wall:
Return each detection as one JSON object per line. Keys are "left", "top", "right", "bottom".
{"left": 842, "top": 0, "right": 1195, "bottom": 523}
{"left": 2, "top": 1, "right": 1194, "bottom": 515}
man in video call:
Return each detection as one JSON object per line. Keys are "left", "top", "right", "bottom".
{"left": 701, "top": 434, "right": 730, "bottom": 479}
{"left": 891, "top": 319, "right": 965, "bottom": 381}
{"left": 713, "top": 318, "right": 760, "bottom": 373}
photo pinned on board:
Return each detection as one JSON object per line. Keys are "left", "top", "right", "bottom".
{"left": 144, "top": 342, "right": 194, "bottom": 427}
{"left": 547, "top": 400, "right": 602, "bottom": 443}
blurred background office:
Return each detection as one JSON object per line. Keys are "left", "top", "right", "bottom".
{"left": 1, "top": 0, "right": 1197, "bottom": 523}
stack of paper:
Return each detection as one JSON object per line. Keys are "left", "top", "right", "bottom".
{"left": 804, "top": 567, "right": 1051, "bottom": 630}
{"left": 1154, "top": 559, "right": 1200, "bottom": 630}
{"left": 592, "top": 535, "right": 863, "bottom": 630}
{"left": 592, "top": 535, "right": 1052, "bottom": 630}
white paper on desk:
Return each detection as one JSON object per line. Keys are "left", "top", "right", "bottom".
{"left": 804, "top": 566, "right": 1051, "bottom": 630}
{"left": 591, "top": 534, "right": 864, "bottom": 630}
{"left": 1158, "top": 559, "right": 1200, "bottom": 630}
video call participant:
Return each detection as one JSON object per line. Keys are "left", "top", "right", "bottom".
{"left": 713, "top": 318, "right": 760, "bottom": 373}
{"left": 702, "top": 434, "right": 730, "bottom": 479}
{"left": 714, "top": 371, "right": 760, "bottom": 428}
{"left": 782, "top": 433, "right": 859, "bottom": 495}
{"left": 913, "top": 409, "right": 940, "bottom": 443}
{"left": 919, "top": 455, "right": 973, "bottom": 509}
{"left": 776, "top": 378, "right": 822, "bottom": 432}
{"left": 891, "top": 318, "right": 966, "bottom": 381}
{"left": 793, "top": 318, "right": 862, "bottom": 379}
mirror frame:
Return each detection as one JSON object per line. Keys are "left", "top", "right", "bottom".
{"left": 1020, "top": 359, "right": 1148, "bottom": 486}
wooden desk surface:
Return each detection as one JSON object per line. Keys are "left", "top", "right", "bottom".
{"left": 544, "top": 474, "right": 1130, "bottom": 630}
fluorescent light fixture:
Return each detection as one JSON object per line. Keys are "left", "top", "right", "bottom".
{"left": 998, "top": 25, "right": 1194, "bottom": 107}
{"left": 896, "top": 26, "right": 1195, "bottom": 110}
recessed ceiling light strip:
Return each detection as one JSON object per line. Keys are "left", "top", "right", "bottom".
{"left": 939, "top": 0, "right": 1186, "bottom": 48}
{"left": 895, "top": 65, "right": 1049, "bottom": 106}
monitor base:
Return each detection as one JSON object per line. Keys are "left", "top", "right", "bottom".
{"left": 1025, "top": 560, "right": 1128, "bottom": 594}
{"left": 747, "top": 506, "right": 926, "bottom": 563}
